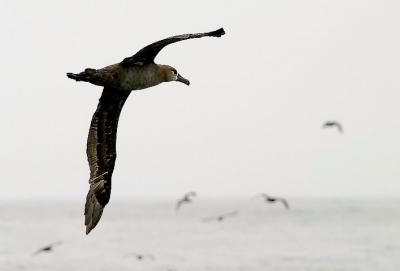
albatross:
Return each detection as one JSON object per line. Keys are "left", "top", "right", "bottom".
{"left": 259, "top": 194, "right": 290, "bottom": 210}
{"left": 175, "top": 191, "right": 197, "bottom": 211}
{"left": 202, "top": 210, "right": 239, "bottom": 222}
{"left": 67, "top": 28, "right": 225, "bottom": 234}
{"left": 322, "top": 121, "right": 343, "bottom": 133}
{"left": 32, "top": 241, "right": 62, "bottom": 256}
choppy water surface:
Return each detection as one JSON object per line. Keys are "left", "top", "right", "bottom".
{"left": 0, "top": 198, "right": 399, "bottom": 270}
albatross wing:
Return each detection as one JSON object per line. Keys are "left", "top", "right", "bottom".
{"left": 120, "top": 28, "right": 225, "bottom": 66}
{"left": 85, "top": 87, "right": 131, "bottom": 234}
{"left": 279, "top": 198, "right": 290, "bottom": 210}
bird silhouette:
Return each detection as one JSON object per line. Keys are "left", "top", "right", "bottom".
{"left": 66, "top": 28, "right": 225, "bottom": 234}
{"left": 322, "top": 121, "right": 343, "bottom": 133}
{"left": 202, "top": 210, "right": 239, "bottom": 222}
{"left": 259, "top": 194, "right": 290, "bottom": 210}
{"left": 32, "top": 241, "right": 62, "bottom": 256}
{"left": 123, "top": 253, "right": 155, "bottom": 261}
{"left": 175, "top": 191, "right": 197, "bottom": 211}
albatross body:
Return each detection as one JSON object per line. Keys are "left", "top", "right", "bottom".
{"left": 67, "top": 28, "right": 225, "bottom": 234}
{"left": 69, "top": 63, "right": 189, "bottom": 91}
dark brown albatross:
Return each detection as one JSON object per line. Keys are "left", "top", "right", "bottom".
{"left": 259, "top": 194, "right": 290, "bottom": 210}
{"left": 175, "top": 191, "right": 197, "bottom": 211}
{"left": 322, "top": 121, "right": 343, "bottom": 133}
{"left": 67, "top": 28, "right": 225, "bottom": 234}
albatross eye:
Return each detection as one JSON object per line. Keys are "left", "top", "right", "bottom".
{"left": 171, "top": 68, "right": 177, "bottom": 75}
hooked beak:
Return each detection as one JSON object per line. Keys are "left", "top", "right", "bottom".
{"left": 176, "top": 73, "right": 190, "bottom": 86}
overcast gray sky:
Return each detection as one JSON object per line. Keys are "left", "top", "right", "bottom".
{"left": 1, "top": 0, "right": 400, "bottom": 199}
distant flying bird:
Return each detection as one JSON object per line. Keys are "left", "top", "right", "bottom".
{"left": 175, "top": 191, "right": 197, "bottom": 211}
{"left": 259, "top": 194, "right": 290, "bottom": 210}
{"left": 123, "top": 253, "right": 155, "bottom": 261}
{"left": 66, "top": 28, "right": 225, "bottom": 234}
{"left": 202, "top": 210, "right": 239, "bottom": 222}
{"left": 32, "top": 241, "right": 62, "bottom": 256}
{"left": 322, "top": 121, "right": 343, "bottom": 133}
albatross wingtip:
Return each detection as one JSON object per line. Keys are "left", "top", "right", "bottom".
{"left": 85, "top": 226, "right": 92, "bottom": 235}
{"left": 210, "top": 27, "right": 225, "bottom": 37}
{"left": 85, "top": 205, "right": 104, "bottom": 235}
{"left": 84, "top": 189, "right": 105, "bottom": 235}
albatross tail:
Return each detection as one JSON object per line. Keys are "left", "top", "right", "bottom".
{"left": 66, "top": 68, "right": 96, "bottom": 82}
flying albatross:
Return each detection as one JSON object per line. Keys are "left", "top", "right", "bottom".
{"left": 123, "top": 253, "right": 156, "bottom": 261}
{"left": 66, "top": 28, "right": 225, "bottom": 234}
{"left": 259, "top": 194, "right": 290, "bottom": 210}
{"left": 322, "top": 121, "right": 343, "bottom": 133}
{"left": 175, "top": 191, "right": 197, "bottom": 211}
{"left": 202, "top": 210, "right": 239, "bottom": 222}
{"left": 32, "top": 241, "right": 62, "bottom": 256}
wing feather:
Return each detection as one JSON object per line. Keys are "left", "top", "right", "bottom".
{"left": 84, "top": 87, "right": 131, "bottom": 234}
{"left": 120, "top": 28, "right": 225, "bottom": 66}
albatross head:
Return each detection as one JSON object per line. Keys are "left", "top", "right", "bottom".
{"left": 160, "top": 65, "right": 190, "bottom": 86}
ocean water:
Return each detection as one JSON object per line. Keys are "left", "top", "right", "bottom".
{"left": 0, "top": 198, "right": 399, "bottom": 271}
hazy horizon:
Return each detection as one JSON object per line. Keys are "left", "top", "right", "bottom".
{"left": 2, "top": 198, "right": 400, "bottom": 271}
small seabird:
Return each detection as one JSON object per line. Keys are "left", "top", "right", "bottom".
{"left": 66, "top": 28, "right": 225, "bottom": 234}
{"left": 175, "top": 191, "right": 197, "bottom": 211}
{"left": 202, "top": 210, "right": 239, "bottom": 222}
{"left": 322, "top": 121, "right": 343, "bottom": 133}
{"left": 123, "top": 253, "right": 155, "bottom": 261}
{"left": 259, "top": 194, "right": 290, "bottom": 210}
{"left": 32, "top": 241, "right": 62, "bottom": 256}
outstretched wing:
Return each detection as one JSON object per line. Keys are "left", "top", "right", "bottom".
{"left": 278, "top": 198, "right": 290, "bottom": 210}
{"left": 336, "top": 123, "right": 343, "bottom": 133}
{"left": 185, "top": 191, "right": 197, "bottom": 198}
{"left": 175, "top": 198, "right": 185, "bottom": 211}
{"left": 120, "top": 28, "right": 225, "bottom": 66}
{"left": 322, "top": 122, "right": 333, "bottom": 128}
{"left": 85, "top": 87, "right": 131, "bottom": 234}
{"left": 259, "top": 193, "right": 269, "bottom": 199}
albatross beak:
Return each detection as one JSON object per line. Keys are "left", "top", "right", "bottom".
{"left": 176, "top": 74, "right": 190, "bottom": 86}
